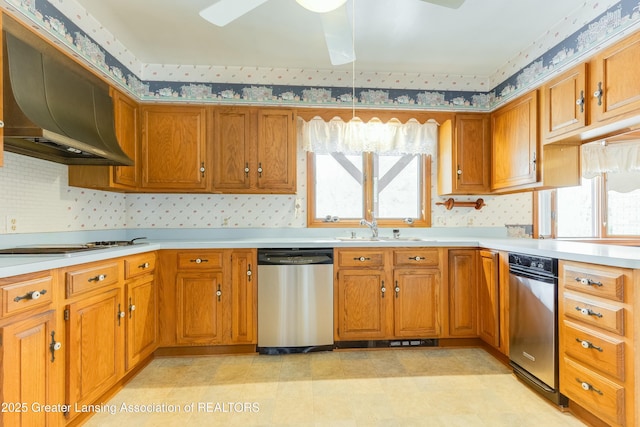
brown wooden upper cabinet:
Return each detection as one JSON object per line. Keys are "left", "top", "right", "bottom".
{"left": 69, "top": 89, "right": 140, "bottom": 191}
{"left": 590, "top": 31, "right": 640, "bottom": 124}
{"left": 490, "top": 90, "right": 539, "bottom": 191}
{"left": 438, "top": 114, "right": 491, "bottom": 195}
{"left": 212, "top": 107, "right": 296, "bottom": 194}
{"left": 541, "top": 63, "right": 588, "bottom": 141}
{"left": 140, "top": 105, "right": 210, "bottom": 192}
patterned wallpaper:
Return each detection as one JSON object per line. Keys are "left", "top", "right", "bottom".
{"left": 2, "top": 0, "right": 640, "bottom": 110}
{"left": 0, "top": 149, "right": 531, "bottom": 234}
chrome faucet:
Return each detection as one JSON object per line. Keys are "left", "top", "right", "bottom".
{"left": 360, "top": 213, "right": 378, "bottom": 238}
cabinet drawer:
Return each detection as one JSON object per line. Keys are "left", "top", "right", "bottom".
{"left": 177, "top": 251, "right": 224, "bottom": 269}
{"left": 561, "top": 357, "right": 625, "bottom": 426}
{"left": 336, "top": 250, "right": 386, "bottom": 268}
{"left": 66, "top": 262, "right": 121, "bottom": 298}
{"left": 563, "top": 293, "right": 624, "bottom": 336}
{"left": 1, "top": 273, "right": 54, "bottom": 317}
{"left": 562, "top": 261, "right": 625, "bottom": 302}
{"left": 562, "top": 320, "right": 625, "bottom": 381}
{"left": 393, "top": 249, "right": 439, "bottom": 267}
{"left": 125, "top": 252, "right": 156, "bottom": 279}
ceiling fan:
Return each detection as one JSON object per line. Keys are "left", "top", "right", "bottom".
{"left": 199, "top": 0, "right": 466, "bottom": 66}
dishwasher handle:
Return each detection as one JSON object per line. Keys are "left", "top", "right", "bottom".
{"left": 258, "top": 248, "right": 333, "bottom": 265}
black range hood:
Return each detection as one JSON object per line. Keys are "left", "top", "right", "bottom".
{"left": 2, "top": 18, "right": 133, "bottom": 166}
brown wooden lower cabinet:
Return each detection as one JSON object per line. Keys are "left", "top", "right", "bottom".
{"left": 335, "top": 268, "right": 390, "bottom": 340}
{"left": 334, "top": 248, "right": 442, "bottom": 341}
{"left": 159, "top": 249, "right": 257, "bottom": 347}
{"left": 559, "top": 260, "right": 635, "bottom": 427}
{"left": 478, "top": 250, "right": 500, "bottom": 348}
{"left": 447, "top": 249, "right": 477, "bottom": 337}
{"left": 125, "top": 275, "right": 157, "bottom": 370}
{"left": 0, "top": 309, "right": 61, "bottom": 427}
{"left": 65, "top": 287, "right": 124, "bottom": 420}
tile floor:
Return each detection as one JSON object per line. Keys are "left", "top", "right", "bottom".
{"left": 85, "top": 347, "right": 584, "bottom": 426}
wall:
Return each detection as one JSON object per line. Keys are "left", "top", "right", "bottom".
{"left": 0, "top": 147, "right": 531, "bottom": 234}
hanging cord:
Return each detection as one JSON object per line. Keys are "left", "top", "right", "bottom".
{"left": 351, "top": 0, "right": 356, "bottom": 120}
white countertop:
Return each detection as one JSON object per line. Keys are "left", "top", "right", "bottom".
{"left": 1, "top": 235, "right": 639, "bottom": 278}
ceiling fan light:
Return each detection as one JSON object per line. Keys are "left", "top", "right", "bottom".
{"left": 295, "top": 0, "right": 347, "bottom": 13}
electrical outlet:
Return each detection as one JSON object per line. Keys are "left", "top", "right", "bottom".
{"left": 6, "top": 216, "right": 18, "bottom": 233}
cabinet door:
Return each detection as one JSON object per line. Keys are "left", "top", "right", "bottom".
{"left": 491, "top": 91, "right": 539, "bottom": 191}
{"left": 112, "top": 90, "right": 139, "bottom": 187}
{"left": 125, "top": 275, "right": 157, "bottom": 370}
{"left": 141, "top": 106, "right": 209, "bottom": 191}
{"left": 542, "top": 63, "right": 587, "bottom": 140}
{"left": 228, "top": 250, "right": 256, "bottom": 344}
{"left": 336, "top": 269, "right": 389, "bottom": 340}
{"left": 454, "top": 114, "right": 490, "bottom": 193}
{"left": 212, "top": 108, "right": 252, "bottom": 192}
{"left": 66, "top": 288, "right": 123, "bottom": 419}
{"left": 590, "top": 31, "right": 640, "bottom": 123}
{"left": 176, "top": 271, "right": 224, "bottom": 344}
{"left": 447, "top": 249, "right": 477, "bottom": 337}
{"left": 478, "top": 250, "right": 499, "bottom": 348}
{"left": 1, "top": 310, "right": 60, "bottom": 427}
{"left": 256, "top": 109, "right": 296, "bottom": 193}
{"left": 393, "top": 269, "right": 440, "bottom": 337}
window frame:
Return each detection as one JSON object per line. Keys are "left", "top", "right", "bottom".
{"left": 306, "top": 152, "right": 431, "bottom": 228}
{"left": 534, "top": 172, "right": 639, "bottom": 239}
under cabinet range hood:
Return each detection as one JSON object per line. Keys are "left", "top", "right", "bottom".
{"left": 2, "top": 25, "right": 134, "bottom": 166}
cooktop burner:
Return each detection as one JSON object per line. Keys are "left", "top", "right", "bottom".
{"left": 0, "top": 237, "right": 147, "bottom": 255}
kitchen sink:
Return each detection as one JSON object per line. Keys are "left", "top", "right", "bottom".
{"left": 335, "top": 236, "right": 431, "bottom": 242}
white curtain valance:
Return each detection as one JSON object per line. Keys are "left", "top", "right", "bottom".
{"left": 581, "top": 141, "right": 640, "bottom": 193}
{"left": 299, "top": 117, "right": 438, "bottom": 156}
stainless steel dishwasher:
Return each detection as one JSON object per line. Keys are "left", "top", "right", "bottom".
{"left": 257, "top": 248, "right": 334, "bottom": 354}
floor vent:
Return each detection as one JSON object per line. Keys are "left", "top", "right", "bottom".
{"left": 335, "top": 339, "right": 439, "bottom": 349}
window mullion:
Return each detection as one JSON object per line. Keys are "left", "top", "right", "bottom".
{"left": 599, "top": 173, "right": 607, "bottom": 237}
{"left": 363, "top": 152, "right": 375, "bottom": 221}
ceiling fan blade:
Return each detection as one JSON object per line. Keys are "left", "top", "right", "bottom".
{"left": 320, "top": 6, "right": 355, "bottom": 66}
{"left": 420, "top": 0, "right": 465, "bottom": 9}
{"left": 199, "top": 0, "right": 270, "bottom": 26}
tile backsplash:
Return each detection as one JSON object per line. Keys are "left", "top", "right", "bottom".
{"left": 0, "top": 150, "right": 530, "bottom": 234}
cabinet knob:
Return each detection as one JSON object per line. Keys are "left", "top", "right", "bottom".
{"left": 575, "top": 276, "right": 602, "bottom": 287}
{"left": 257, "top": 163, "right": 263, "bottom": 177}
{"left": 576, "top": 338, "right": 603, "bottom": 352}
{"left": 408, "top": 256, "right": 422, "bottom": 261}
{"left": 577, "top": 378, "right": 603, "bottom": 395}
{"left": 575, "top": 305, "right": 603, "bottom": 318}
{"left": 0, "top": 120, "right": 4, "bottom": 128}
{"left": 49, "top": 331, "right": 61, "bottom": 362}
{"left": 593, "top": 82, "right": 603, "bottom": 106}
{"left": 190, "top": 258, "right": 208, "bottom": 264}
{"left": 138, "top": 262, "right": 150, "bottom": 269}
{"left": 88, "top": 274, "right": 107, "bottom": 282}
{"left": 576, "top": 90, "right": 585, "bottom": 113}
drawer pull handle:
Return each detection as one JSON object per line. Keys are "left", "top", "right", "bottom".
{"left": 190, "top": 258, "right": 209, "bottom": 264}
{"left": 575, "top": 277, "right": 603, "bottom": 287}
{"left": 354, "top": 256, "right": 371, "bottom": 262}
{"left": 13, "top": 289, "right": 47, "bottom": 302}
{"left": 576, "top": 338, "right": 603, "bottom": 352}
{"left": 408, "top": 256, "right": 423, "bottom": 261}
{"left": 576, "top": 378, "right": 603, "bottom": 395}
{"left": 575, "top": 306, "right": 603, "bottom": 318}
{"left": 88, "top": 274, "right": 107, "bottom": 282}
{"left": 138, "top": 262, "right": 150, "bottom": 269}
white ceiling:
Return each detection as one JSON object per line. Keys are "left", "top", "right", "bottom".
{"left": 73, "top": 0, "right": 588, "bottom": 77}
